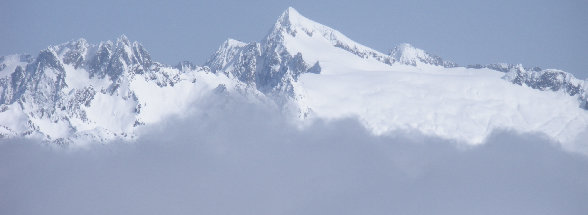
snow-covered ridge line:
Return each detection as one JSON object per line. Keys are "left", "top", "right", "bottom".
{"left": 502, "top": 65, "right": 588, "bottom": 109}
{"left": 0, "top": 7, "right": 587, "bottom": 151}
{"left": 266, "top": 7, "right": 392, "bottom": 65}
{"left": 0, "top": 35, "right": 251, "bottom": 145}
{"left": 466, "top": 62, "right": 588, "bottom": 109}
{"left": 390, "top": 43, "right": 457, "bottom": 68}
{"left": 203, "top": 7, "right": 588, "bottom": 153}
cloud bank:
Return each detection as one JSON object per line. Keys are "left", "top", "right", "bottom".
{"left": 1, "top": 96, "right": 588, "bottom": 215}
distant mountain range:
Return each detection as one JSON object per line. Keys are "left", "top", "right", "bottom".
{"left": 1, "top": 7, "right": 586, "bottom": 150}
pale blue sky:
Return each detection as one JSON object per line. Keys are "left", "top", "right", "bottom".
{"left": 1, "top": 0, "right": 587, "bottom": 78}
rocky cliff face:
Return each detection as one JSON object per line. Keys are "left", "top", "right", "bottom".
{"left": 0, "top": 35, "right": 244, "bottom": 144}
{"left": 502, "top": 65, "right": 587, "bottom": 108}
{"left": 0, "top": 7, "right": 586, "bottom": 146}
{"left": 206, "top": 8, "right": 327, "bottom": 99}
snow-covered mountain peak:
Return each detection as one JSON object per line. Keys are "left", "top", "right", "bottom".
{"left": 86, "top": 36, "right": 153, "bottom": 80}
{"left": 265, "top": 7, "right": 392, "bottom": 68}
{"left": 116, "top": 34, "right": 131, "bottom": 47}
{"left": 269, "top": 7, "right": 377, "bottom": 52}
{"left": 390, "top": 43, "right": 456, "bottom": 67}
{"left": 1, "top": 8, "right": 587, "bottom": 152}
{"left": 224, "top": 38, "right": 247, "bottom": 48}
{"left": 113, "top": 35, "right": 148, "bottom": 59}
{"left": 0, "top": 35, "right": 247, "bottom": 145}
{"left": 273, "top": 7, "right": 313, "bottom": 34}
{"left": 391, "top": 43, "right": 423, "bottom": 59}
{"left": 51, "top": 38, "right": 89, "bottom": 52}
{"left": 46, "top": 38, "right": 91, "bottom": 69}
{"left": 205, "top": 38, "right": 255, "bottom": 75}
{"left": 205, "top": 7, "right": 394, "bottom": 100}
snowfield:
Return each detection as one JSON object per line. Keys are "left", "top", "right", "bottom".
{"left": 273, "top": 7, "right": 588, "bottom": 153}
{"left": 297, "top": 66, "right": 588, "bottom": 149}
{"left": 0, "top": 7, "right": 586, "bottom": 153}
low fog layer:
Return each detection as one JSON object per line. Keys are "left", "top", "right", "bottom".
{"left": 2, "top": 96, "right": 588, "bottom": 215}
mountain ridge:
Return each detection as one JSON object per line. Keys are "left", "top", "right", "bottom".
{"left": 0, "top": 7, "right": 587, "bottom": 151}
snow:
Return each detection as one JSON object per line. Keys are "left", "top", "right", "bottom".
{"left": 267, "top": 8, "right": 588, "bottom": 150}
{"left": 281, "top": 7, "right": 377, "bottom": 54}
{"left": 207, "top": 38, "right": 250, "bottom": 71}
{"left": 0, "top": 104, "right": 29, "bottom": 137}
{"left": 282, "top": 29, "right": 391, "bottom": 74}
{"left": 275, "top": 8, "right": 393, "bottom": 75}
{"left": 296, "top": 65, "right": 588, "bottom": 149}
{"left": 0, "top": 54, "right": 28, "bottom": 79}
{"left": 83, "top": 91, "right": 137, "bottom": 135}
{"left": 274, "top": 7, "right": 389, "bottom": 64}
{"left": 225, "top": 38, "right": 247, "bottom": 47}
{"left": 0, "top": 7, "right": 586, "bottom": 152}
{"left": 29, "top": 117, "right": 71, "bottom": 139}
{"left": 63, "top": 64, "right": 91, "bottom": 89}
{"left": 130, "top": 68, "right": 237, "bottom": 124}
{"left": 392, "top": 43, "right": 426, "bottom": 64}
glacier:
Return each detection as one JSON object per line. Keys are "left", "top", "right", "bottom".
{"left": 0, "top": 7, "right": 587, "bottom": 152}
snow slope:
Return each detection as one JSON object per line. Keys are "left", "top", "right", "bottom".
{"left": 296, "top": 66, "right": 588, "bottom": 149}
{"left": 0, "top": 7, "right": 587, "bottom": 152}
{"left": 0, "top": 54, "right": 33, "bottom": 79}
{"left": 0, "top": 36, "right": 251, "bottom": 146}
{"left": 209, "top": 7, "right": 588, "bottom": 151}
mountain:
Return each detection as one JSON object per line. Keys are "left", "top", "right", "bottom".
{"left": 0, "top": 35, "right": 248, "bottom": 145}
{"left": 206, "top": 7, "right": 397, "bottom": 95}
{"left": 1, "top": 7, "right": 587, "bottom": 151}
{"left": 390, "top": 43, "right": 457, "bottom": 67}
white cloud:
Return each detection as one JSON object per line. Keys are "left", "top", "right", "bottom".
{"left": 1, "top": 95, "right": 587, "bottom": 215}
